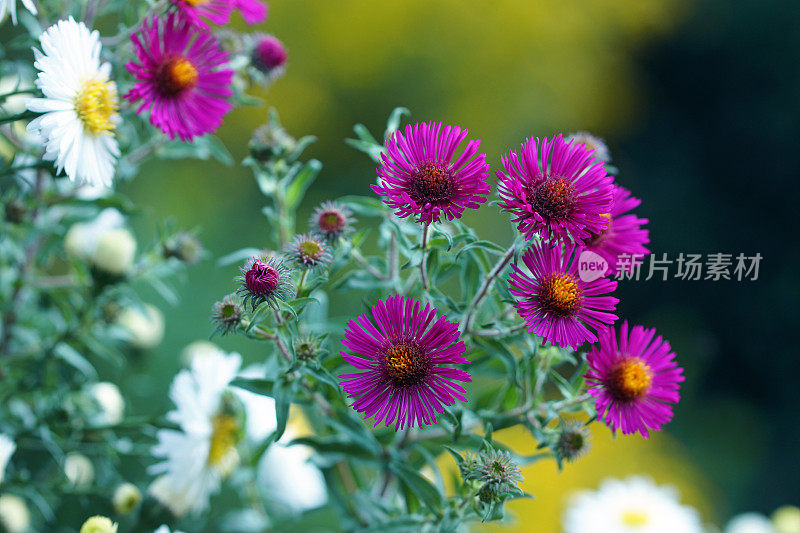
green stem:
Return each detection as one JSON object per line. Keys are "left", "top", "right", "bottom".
{"left": 0, "top": 110, "right": 37, "bottom": 125}
{"left": 419, "top": 224, "right": 430, "bottom": 290}
{"left": 463, "top": 244, "right": 516, "bottom": 334}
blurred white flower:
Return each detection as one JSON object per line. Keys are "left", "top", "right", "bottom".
{"left": 725, "top": 513, "right": 777, "bottom": 533}
{"left": 93, "top": 228, "right": 136, "bottom": 275}
{"left": 773, "top": 506, "right": 800, "bottom": 533}
{"left": 0, "top": 494, "right": 30, "bottom": 533}
{"left": 0, "top": 434, "right": 16, "bottom": 484}
{"left": 180, "top": 340, "right": 225, "bottom": 367}
{"left": 154, "top": 526, "right": 184, "bottom": 533}
{"left": 149, "top": 349, "right": 242, "bottom": 516}
{"left": 86, "top": 381, "right": 125, "bottom": 426}
{"left": 563, "top": 476, "right": 703, "bottom": 533}
{"left": 64, "top": 452, "right": 94, "bottom": 488}
{"left": 64, "top": 208, "right": 125, "bottom": 261}
{"left": 26, "top": 18, "right": 119, "bottom": 187}
{"left": 0, "top": 0, "right": 36, "bottom": 25}
{"left": 112, "top": 482, "right": 141, "bottom": 515}
{"left": 116, "top": 304, "right": 164, "bottom": 350}
{"left": 233, "top": 366, "right": 327, "bottom": 512}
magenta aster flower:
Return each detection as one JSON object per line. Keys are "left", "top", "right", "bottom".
{"left": 508, "top": 241, "right": 618, "bottom": 349}
{"left": 235, "top": 255, "right": 293, "bottom": 310}
{"left": 235, "top": 0, "right": 268, "bottom": 24}
{"left": 585, "top": 321, "right": 684, "bottom": 437}
{"left": 497, "top": 134, "right": 613, "bottom": 245}
{"left": 585, "top": 185, "right": 650, "bottom": 274}
{"left": 339, "top": 296, "right": 471, "bottom": 430}
{"left": 125, "top": 14, "right": 234, "bottom": 141}
{"left": 372, "top": 122, "right": 491, "bottom": 225}
{"left": 251, "top": 34, "right": 287, "bottom": 77}
{"left": 284, "top": 233, "right": 332, "bottom": 269}
{"left": 309, "top": 200, "right": 355, "bottom": 242}
{"left": 170, "top": 0, "right": 233, "bottom": 28}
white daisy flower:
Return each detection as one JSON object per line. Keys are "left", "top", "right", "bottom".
{"left": 0, "top": 434, "right": 16, "bottom": 484}
{"left": 563, "top": 476, "right": 703, "bottom": 533}
{"left": 154, "top": 526, "right": 185, "bottom": 533}
{"left": 149, "top": 348, "right": 243, "bottom": 517}
{"left": 26, "top": 18, "right": 119, "bottom": 187}
{"left": 234, "top": 365, "right": 327, "bottom": 512}
{"left": 0, "top": 0, "right": 36, "bottom": 25}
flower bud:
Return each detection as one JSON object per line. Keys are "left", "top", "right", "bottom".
{"left": 251, "top": 34, "right": 287, "bottom": 77}
{"left": 164, "top": 232, "right": 203, "bottom": 265}
{"left": 64, "top": 452, "right": 94, "bottom": 488}
{"left": 3, "top": 199, "right": 25, "bottom": 224}
{"left": 773, "top": 506, "right": 800, "bottom": 533}
{"left": 86, "top": 382, "right": 125, "bottom": 427}
{"left": 210, "top": 294, "right": 243, "bottom": 336}
{"left": 92, "top": 228, "right": 136, "bottom": 276}
{"left": 0, "top": 494, "right": 30, "bottom": 533}
{"left": 249, "top": 122, "right": 296, "bottom": 163}
{"left": 112, "top": 483, "right": 142, "bottom": 515}
{"left": 553, "top": 422, "right": 590, "bottom": 463}
{"left": 116, "top": 304, "right": 165, "bottom": 350}
{"left": 80, "top": 515, "right": 118, "bottom": 533}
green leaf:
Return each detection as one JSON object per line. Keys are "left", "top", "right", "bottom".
{"left": 54, "top": 343, "right": 97, "bottom": 379}
{"left": 384, "top": 107, "right": 410, "bottom": 137}
{"left": 455, "top": 240, "right": 507, "bottom": 260}
{"left": 216, "top": 247, "right": 262, "bottom": 267}
{"left": 344, "top": 138, "right": 384, "bottom": 162}
{"left": 230, "top": 377, "right": 275, "bottom": 396}
{"left": 285, "top": 159, "right": 322, "bottom": 209}
{"left": 389, "top": 460, "right": 443, "bottom": 513}
{"left": 340, "top": 195, "right": 386, "bottom": 217}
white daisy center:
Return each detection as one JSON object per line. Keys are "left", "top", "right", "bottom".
{"left": 74, "top": 78, "right": 118, "bottom": 136}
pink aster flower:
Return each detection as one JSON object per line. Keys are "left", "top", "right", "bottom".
{"left": 339, "top": 296, "right": 471, "bottom": 430}
{"left": 170, "top": 0, "right": 233, "bottom": 28}
{"left": 372, "top": 122, "right": 491, "bottom": 225}
{"left": 309, "top": 200, "right": 355, "bottom": 242}
{"left": 497, "top": 134, "right": 614, "bottom": 245}
{"left": 284, "top": 233, "right": 332, "bottom": 269}
{"left": 235, "top": 0, "right": 268, "bottom": 24}
{"left": 585, "top": 185, "right": 650, "bottom": 274}
{"left": 125, "top": 14, "right": 234, "bottom": 141}
{"left": 585, "top": 321, "right": 684, "bottom": 437}
{"left": 508, "top": 240, "right": 618, "bottom": 349}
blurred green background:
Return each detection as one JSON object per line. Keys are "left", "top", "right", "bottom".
{"left": 117, "top": 0, "right": 799, "bottom": 530}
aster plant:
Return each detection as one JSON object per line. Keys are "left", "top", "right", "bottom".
{"left": 0, "top": 0, "right": 682, "bottom": 530}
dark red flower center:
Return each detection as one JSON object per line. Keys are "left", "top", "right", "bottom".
{"left": 245, "top": 261, "right": 279, "bottom": 295}
{"left": 538, "top": 273, "right": 581, "bottom": 317}
{"left": 410, "top": 162, "right": 453, "bottom": 205}
{"left": 318, "top": 210, "right": 344, "bottom": 231}
{"left": 528, "top": 176, "right": 576, "bottom": 221}
{"left": 606, "top": 357, "right": 653, "bottom": 402}
{"left": 382, "top": 341, "right": 429, "bottom": 387}
{"left": 156, "top": 57, "right": 199, "bottom": 97}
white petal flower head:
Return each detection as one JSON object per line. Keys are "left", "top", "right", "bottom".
{"left": 563, "top": 476, "right": 704, "bottom": 533}
{"left": 0, "top": 0, "right": 36, "bottom": 25}
{"left": 149, "top": 349, "right": 243, "bottom": 517}
{"left": 26, "top": 18, "right": 120, "bottom": 187}
{"left": 0, "top": 434, "right": 16, "bottom": 484}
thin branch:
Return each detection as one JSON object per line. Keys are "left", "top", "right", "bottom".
{"left": 462, "top": 244, "right": 516, "bottom": 333}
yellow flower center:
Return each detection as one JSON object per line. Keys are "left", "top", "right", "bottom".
{"left": 74, "top": 78, "right": 118, "bottom": 136}
{"left": 608, "top": 357, "right": 653, "bottom": 402}
{"left": 157, "top": 57, "right": 199, "bottom": 97}
{"left": 538, "top": 273, "right": 581, "bottom": 317}
{"left": 383, "top": 342, "right": 427, "bottom": 386}
{"left": 621, "top": 509, "right": 650, "bottom": 527}
{"left": 182, "top": 0, "right": 209, "bottom": 5}
{"left": 299, "top": 240, "right": 322, "bottom": 260}
{"left": 207, "top": 414, "right": 238, "bottom": 469}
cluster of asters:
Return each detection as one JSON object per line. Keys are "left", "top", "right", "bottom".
{"left": 214, "top": 201, "right": 355, "bottom": 331}
{"left": 22, "top": 0, "right": 287, "bottom": 187}
{"left": 338, "top": 123, "right": 684, "bottom": 438}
